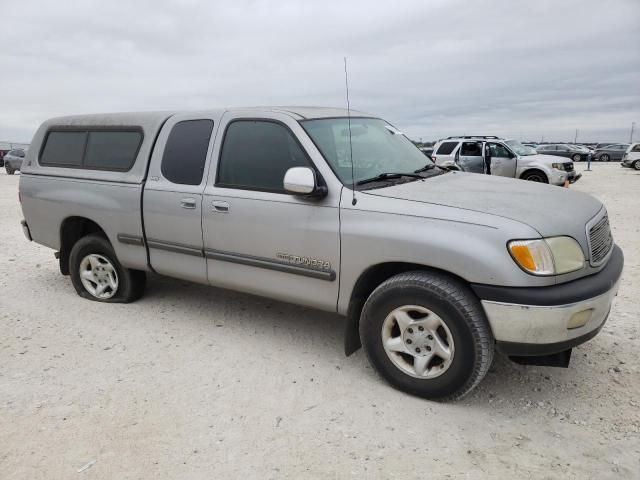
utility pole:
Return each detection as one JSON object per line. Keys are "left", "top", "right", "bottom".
{"left": 574, "top": 129, "right": 578, "bottom": 144}
{"left": 631, "top": 122, "right": 636, "bottom": 143}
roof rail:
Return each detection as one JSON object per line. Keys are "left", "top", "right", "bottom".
{"left": 444, "top": 135, "right": 501, "bottom": 140}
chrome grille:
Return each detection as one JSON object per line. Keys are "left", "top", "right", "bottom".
{"left": 588, "top": 214, "right": 613, "bottom": 265}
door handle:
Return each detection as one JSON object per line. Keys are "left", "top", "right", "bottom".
{"left": 212, "top": 200, "right": 230, "bottom": 213}
{"left": 180, "top": 198, "right": 197, "bottom": 209}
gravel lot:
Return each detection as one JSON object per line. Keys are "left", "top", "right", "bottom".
{"left": 1, "top": 164, "right": 638, "bottom": 479}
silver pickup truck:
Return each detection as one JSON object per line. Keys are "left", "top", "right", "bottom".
{"left": 19, "top": 107, "right": 624, "bottom": 400}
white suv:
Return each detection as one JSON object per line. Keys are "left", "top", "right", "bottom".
{"left": 621, "top": 143, "right": 640, "bottom": 170}
{"left": 431, "top": 136, "right": 581, "bottom": 186}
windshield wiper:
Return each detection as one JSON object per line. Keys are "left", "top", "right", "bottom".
{"left": 413, "top": 163, "right": 437, "bottom": 173}
{"left": 356, "top": 172, "right": 424, "bottom": 186}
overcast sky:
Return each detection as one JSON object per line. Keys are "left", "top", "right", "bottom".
{"left": 1, "top": 0, "right": 639, "bottom": 144}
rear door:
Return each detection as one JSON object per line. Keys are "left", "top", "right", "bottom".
{"left": 201, "top": 112, "right": 341, "bottom": 311}
{"left": 456, "top": 141, "right": 484, "bottom": 173}
{"left": 143, "top": 114, "right": 220, "bottom": 283}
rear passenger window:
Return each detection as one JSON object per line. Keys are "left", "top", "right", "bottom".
{"left": 632, "top": 145, "right": 640, "bottom": 152}
{"left": 435, "top": 141, "right": 458, "bottom": 155}
{"left": 460, "top": 142, "right": 482, "bottom": 156}
{"left": 161, "top": 120, "right": 214, "bottom": 185}
{"left": 40, "top": 131, "right": 86, "bottom": 167}
{"left": 217, "top": 120, "right": 309, "bottom": 192}
{"left": 84, "top": 131, "right": 142, "bottom": 170}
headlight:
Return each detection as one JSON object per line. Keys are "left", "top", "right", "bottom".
{"left": 508, "top": 236, "right": 585, "bottom": 275}
{"left": 551, "top": 163, "right": 564, "bottom": 170}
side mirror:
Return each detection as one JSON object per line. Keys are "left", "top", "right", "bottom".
{"left": 284, "top": 167, "right": 327, "bottom": 198}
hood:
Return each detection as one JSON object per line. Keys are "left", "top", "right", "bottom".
{"left": 523, "top": 153, "right": 571, "bottom": 163}
{"left": 363, "top": 171, "right": 602, "bottom": 240}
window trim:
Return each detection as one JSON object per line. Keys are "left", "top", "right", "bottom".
{"left": 215, "top": 118, "right": 320, "bottom": 194}
{"left": 38, "top": 126, "right": 144, "bottom": 172}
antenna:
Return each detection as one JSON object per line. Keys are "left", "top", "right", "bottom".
{"left": 344, "top": 57, "right": 357, "bottom": 206}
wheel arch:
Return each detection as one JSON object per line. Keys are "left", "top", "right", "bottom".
{"left": 59, "top": 216, "right": 109, "bottom": 275}
{"left": 520, "top": 168, "right": 549, "bottom": 182}
{"left": 344, "top": 261, "right": 473, "bottom": 356}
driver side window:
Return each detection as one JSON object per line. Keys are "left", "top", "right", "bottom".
{"left": 217, "top": 120, "right": 311, "bottom": 193}
{"left": 489, "top": 143, "right": 512, "bottom": 158}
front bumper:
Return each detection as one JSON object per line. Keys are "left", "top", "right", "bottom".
{"left": 550, "top": 169, "right": 580, "bottom": 186}
{"left": 472, "top": 245, "right": 623, "bottom": 356}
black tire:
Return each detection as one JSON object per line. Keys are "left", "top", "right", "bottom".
{"left": 359, "top": 271, "right": 494, "bottom": 401}
{"left": 5, "top": 165, "right": 14, "bottom": 175}
{"left": 600, "top": 154, "right": 610, "bottom": 162}
{"left": 521, "top": 169, "right": 548, "bottom": 183}
{"left": 69, "top": 234, "right": 146, "bottom": 303}
{"left": 633, "top": 161, "right": 640, "bottom": 171}
{"left": 572, "top": 154, "right": 581, "bottom": 162}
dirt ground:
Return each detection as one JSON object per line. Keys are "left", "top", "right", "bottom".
{"left": 1, "top": 163, "right": 638, "bottom": 479}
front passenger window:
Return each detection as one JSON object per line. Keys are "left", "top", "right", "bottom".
{"left": 217, "top": 120, "right": 310, "bottom": 192}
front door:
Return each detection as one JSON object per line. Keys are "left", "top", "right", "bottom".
{"left": 143, "top": 115, "right": 219, "bottom": 284}
{"left": 456, "top": 141, "right": 484, "bottom": 173}
{"left": 202, "top": 113, "right": 341, "bottom": 312}
{"left": 487, "top": 142, "right": 517, "bottom": 177}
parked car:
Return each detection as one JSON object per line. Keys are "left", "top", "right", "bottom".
{"left": 571, "top": 144, "right": 594, "bottom": 154}
{"left": 4, "top": 148, "right": 26, "bottom": 174}
{"left": 535, "top": 144, "right": 590, "bottom": 162}
{"left": 431, "top": 136, "right": 580, "bottom": 185}
{"left": 19, "top": 108, "right": 622, "bottom": 400}
{"left": 621, "top": 143, "right": 640, "bottom": 170}
{"left": 592, "top": 144, "right": 630, "bottom": 162}
{"left": 594, "top": 142, "right": 616, "bottom": 150}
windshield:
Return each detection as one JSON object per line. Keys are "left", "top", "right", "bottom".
{"left": 505, "top": 140, "right": 536, "bottom": 156}
{"left": 301, "top": 118, "right": 432, "bottom": 186}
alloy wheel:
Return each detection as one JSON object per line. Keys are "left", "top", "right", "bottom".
{"left": 79, "top": 254, "right": 119, "bottom": 299}
{"left": 381, "top": 305, "right": 455, "bottom": 379}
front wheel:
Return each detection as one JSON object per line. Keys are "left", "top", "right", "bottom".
{"left": 521, "top": 170, "right": 548, "bottom": 183}
{"left": 69, "top": 234, "right": 146, "bottom": 302}
{"left": 572, "top": 154, "right": 582, "bottom": 162}
{"left": 359, "top": 271, "right": 494, "bottom": 401}
{"left": 634, "top": 160, "right": 640, "bottom": 171}
{"left": 600, "top": 154, "right": 610, "bottom": 162}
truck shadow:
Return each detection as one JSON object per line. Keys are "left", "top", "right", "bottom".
{"left": 139, "top": 273, "right": 593, "bottom": 406}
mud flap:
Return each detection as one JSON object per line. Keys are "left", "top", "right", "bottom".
{"left": 509, "top": 348, "right": 572, "bottom": 368}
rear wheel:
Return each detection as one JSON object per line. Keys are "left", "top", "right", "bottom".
{"left": 69, "top": 234, "right": 145, "bottom": 303}
{"left": 634, "top": 160, "right": 640, "bottom": 171}
{"left": 600, "top": 154, "right": 610, "bottom": 162}
{"left": 359, "top": 271, "right": 494, "bottom": 401}
{"left": 572, "top": 154, "right": 581, "bottom": 162}
{"left": 521, "top": 170, "right": 548, "bottom": 183}
{"left": 5, "top": 165, "right": 14, "bottom": 175}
